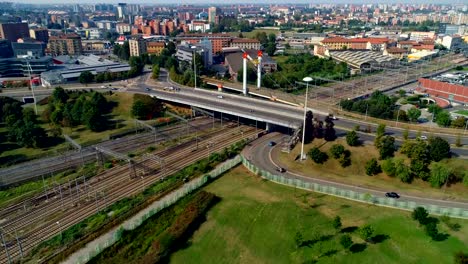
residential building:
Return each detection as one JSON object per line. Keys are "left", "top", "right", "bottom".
{"left": 146, "top": 41, "right": 165, "bottom": 55}
{"left": 409, "top": 31, "right": 436, "bottom": 42}
{"left": 129, "top": 37, "right": 146, "bottom": 57}
{"left": 12, "top": 41, "right": 46, "bottom": 58}
{"left": 116, "top": 23, "right": 131, "bottom": 34}
{"left": 0, "top": 22, "right": 30, "bottom": 42}
{"left": 176, "top": 44, "right": 211, "bottom": 68}
{"left": 230, "top": 38, "right": 261, "bottom": 50}
{"left": 29, "top": 28, "right": 49, "bottom": 43}
{"left": 441, "top": 35, "right": 463, "bottom": 51}
{"left": 189, "top": 21, "right": 211, "bottom": 33}
{"left": 208, "top": 7, "right": 219, "bottom": 24}
{"left": 0, "top": 39, "right": 13, "bottom": 58}
{"left": 48, "top": 34, "right": 83, "bottom": 56}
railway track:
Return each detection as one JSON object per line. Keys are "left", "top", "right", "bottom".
{"left": 0, "top": 125, "right": 261, "bottom": 263}
{"left": 0, "top": 117, "right": 215, "bottom": 187}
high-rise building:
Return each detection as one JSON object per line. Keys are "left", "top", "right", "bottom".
{"left": 117, "top": 3, "right": 127, "bottom": 19}
{"left": 48, "top": 34, "right": 83, "bottom": 56}
{"left": 129, "top": 37, "right": 146, "bottom": 57}
{"left": 0, "top": 22, "right": 30, "bottom": 42}
{"left": 208, "top": 7, "right": 219, "bottom": 24}
{"left": 29, "top": 28, "right": 49, "bottom": 43}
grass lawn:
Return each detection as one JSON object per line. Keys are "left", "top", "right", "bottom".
{"left": 276, "top": 138, "right": 468, "bottom": 201}
{"left": 170, "top": 166, "right": 468, "bottom": 264}
{"left": 454, "top": 110, "right": 468, "bottom": 116}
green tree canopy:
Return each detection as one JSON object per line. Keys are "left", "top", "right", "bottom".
{"left": 79, "top": 71, "right": 94, "bottom": 84}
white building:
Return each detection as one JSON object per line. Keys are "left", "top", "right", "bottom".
{"left": 441, "top": 35, "right": 464, "bottom": 50}
{"left": 116, "top": 23, "right": 131, "bottom": 34}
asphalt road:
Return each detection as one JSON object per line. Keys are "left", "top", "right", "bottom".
{"left": 245, "top": 132, "right": 468, "bottom": 210}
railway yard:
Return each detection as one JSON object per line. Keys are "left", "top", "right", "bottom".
{"left": 0, "top": 116, "right": 262, "bottom": 263}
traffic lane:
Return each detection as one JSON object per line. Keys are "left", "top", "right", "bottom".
{"left": 253, "top": 133, "right": 468, "bottom": 209}
{"left": 133, "top": 89, "right": 305, "bottom": 125}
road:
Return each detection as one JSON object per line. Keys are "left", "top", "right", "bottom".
{"left": 245, "top": 132, "right": 468, "bottom": 210}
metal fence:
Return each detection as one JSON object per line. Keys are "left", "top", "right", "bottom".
{"left": 70, "top": 155, "right": 242, "bottom": 264}
{"left": 240, "top": 156, "right": 468, "bottom": 219}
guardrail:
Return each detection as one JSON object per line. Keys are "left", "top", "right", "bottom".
{"left": 240, "top": 155, "right": 468, "bottom": 219}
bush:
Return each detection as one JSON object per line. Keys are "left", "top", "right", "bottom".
{"left": 330, "top": 144, "right": 345, "bottom": 159}
{"left": 308, "top": 147, "right": 328, "bottom": 164}
{"left": 338, "top": 155, "right": 351, "bottom": 168}
{"left": 359, "top": 224, "right": 374, "bottom": 242}
{"left": 454, "top": 251, "right": 468, "bottom": 264}
{"left": 346, "top": 130, "right": 359, "bottom": 146}
{"left": 340, "top": 234, "right": 353, "bottom": 250}
{"left": 365, "top": 158, "right": 381, "bottom": 176}
{"left": 425, "top": 221, "right": 439, "bottom": 240}
{"left": 412, "top": 207, "right": 429, "bottom": 225}
{"left": 332, "top": 216, "right": 342, "bottom": 230}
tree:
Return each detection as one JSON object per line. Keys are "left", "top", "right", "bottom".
{"left": 359, "top": 224, "right": 374, "bottom": 242}
{"left": 340, "top": 235, "right": 353, "bottom": 250}
{"left": 152, "top": 64, "right": 160, "bottom": 79}
{"left": 428, "top": 104, "right": 442, "bottom": 115}
{"left": 237, "top": 67, "right": 256, "bottom": 83}
{"left": 407, "top": 108, "right": 421, "bottom": 123}
{"left": 79, "top": 71, "right": 94, "bottom": 84}
{"left": 365, "top": 158, "right": 381, "bottom": 176}
{"left": 346, "top": 130, "right": 359, "bottom": 146}
{"left": 332, "top": 216, "right": 342, "bottom": 230}
{"left": 82, "top": 100, "right": 106, "bottom": 132}
{"left": 338, "top": 152, "right": 351, "bottom": 168}
{"left": 52, "top": 87, "right": 68, "bottom": 104}
{"left": 436, "top": 110, "right": 451, "bottom": 127}
{"left": 330, "top": 144, "right": 345, "bottom": 159}
{"left": 131, "top": 100, "right": 147, "bottom": 119}
{"left": 308, "top": 147, "right": 328, "bottom": 164}
{"left": 428, "top": 137, "right": 450, "bottom": 162}
{"left": 376, "top": 124, "right": 386, "bottom": 137}
{"left": 403, "top": 128, "right": 409, "bottom": 140}
{"left": 429, "top": 162, "right": 452, "bottom": 188}
{"left": 378, "top": 136, "right": 395, "bottom": 160}
{"left": 265, "top": 43, "right": 276, "bottom": 56}
{"left": 129, "top": 56, "right": 145, "bottom": 77}
{"left": 425, "top": 221, "right": 439, "bottom": 240}
{"left": 8, "top": 120, "right": 46, "bottom": 148}
{"left": 395, "top": 159, "right": 412, "bottom": 183}
{"left": 303, "top": 110, "right": 314, "bottom": 144}
{"left": 323, "top": 117, "right": 336, "bottom": 141}
{"left": 381, "top": 158, "right": 396, "bottom": 177}
{"left": 412, "top": 207, "right": 429, "bottom": 225}
{"left": 451, "top": 116, "right": 467, "bottom": 129}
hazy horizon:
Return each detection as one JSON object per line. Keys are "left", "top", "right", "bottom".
{"left": 8, "top": 0, "right": 466, "bottom": 5}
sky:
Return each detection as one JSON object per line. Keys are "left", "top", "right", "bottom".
{"left": 9, "top": 0, "right": 463, "bottom": 5}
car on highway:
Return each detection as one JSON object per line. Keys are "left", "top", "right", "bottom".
{"left": 385, "top": 192, "right": 400, "bottom": 198}
{"left": 217, "top": 95, "right": 223, "bottom": 99}
{"left": 268, "top": 141, "right": 276, "bottom": 147}
{"left": 145, "top": 87, "right": 151, "bottom": 91}
{"left": 276, "top": 167, "right": 286, "bottom": 173}
{"left": 418, "top": 135, "right": 428, "bottom": 140}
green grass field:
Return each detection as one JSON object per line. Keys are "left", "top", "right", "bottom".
{"left": 170, "top": 166, "right": 468, "bottom": 264}
{"left": 454, "top": 110, "right": 468, "bottom": 116}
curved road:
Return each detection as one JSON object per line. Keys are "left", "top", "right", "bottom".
{"left": 244, "top": 132, "right": 468, "bottom": 210}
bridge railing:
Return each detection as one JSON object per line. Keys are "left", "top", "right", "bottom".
{"left": 240, "top": 155, "right": 468, "bottom": 219}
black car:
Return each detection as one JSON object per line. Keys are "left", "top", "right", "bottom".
{"left": 385, "top": 192, "right": 400, "bottom": 198}
{"left": 276, "top": 167, "right": 286, "bottom": 173}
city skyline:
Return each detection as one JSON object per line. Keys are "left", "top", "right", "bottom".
{"left": 7, "top": 0, "right": 467, "bottom": 5}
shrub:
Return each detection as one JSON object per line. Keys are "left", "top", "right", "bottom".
{"left": 346, "top": 130, "right": 359, "bottom": 146}
{"left": 454, "top": 251, "right": 468, "bottom": 264}
{"left": 330, "top": 144, "right": 345, "bottom": 159}
{"left": 365, "top": 158, "right": 381, "bottom": 176}
{"left": 340, "top": 234, "right": 353, "bottom": 250}
{"left": 308, "top": 147, "right": 328, "bottom": 164}
{"left": 332, "top": 216, "right": 342, "bottom": 230}
{"left": 359, "top": 224, "right": 374, "bottom": 242}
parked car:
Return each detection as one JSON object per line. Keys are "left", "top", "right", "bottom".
{"left": 385, "top": 192, "right": 400, "bottom": 198}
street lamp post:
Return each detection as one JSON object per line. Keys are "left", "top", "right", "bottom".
{"left": 22, "top": 56, "right": 38, "bottom": 115}
{"left": 301, "top": 77, "right": 313, "bottom": 160}
{"left": 56, "top": 221, "right": 63, "bottom": 243}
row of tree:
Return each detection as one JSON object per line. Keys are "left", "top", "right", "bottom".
{"left": 43, "top": 88, "right": 110, "bottom": 132}
{"left": 131, "top": 94, "right": 165, "bottom": 120}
